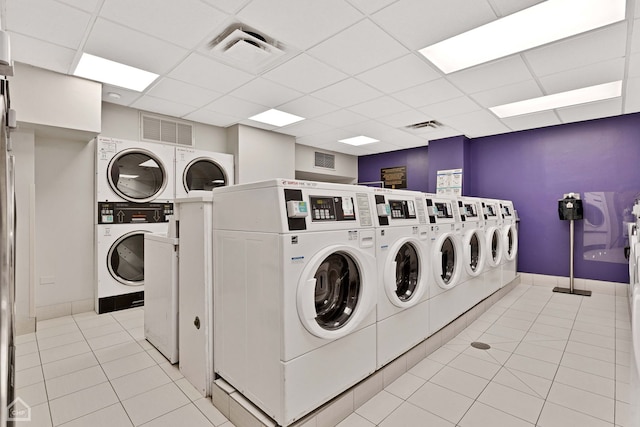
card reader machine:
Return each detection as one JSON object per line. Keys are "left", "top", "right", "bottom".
{"left": 558, "top": 193, "right": 583, "bottom": 221}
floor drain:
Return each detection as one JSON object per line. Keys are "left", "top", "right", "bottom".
{"left": 470, "top": 342, "right": 491, "bottom": 350}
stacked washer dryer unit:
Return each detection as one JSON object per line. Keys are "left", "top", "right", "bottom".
{"left": 95, "top": 137, "right": 174, "bottom": 314}
{"left": 174, "top": 146, "right": 234, "bottom": 198}
{"left": 371, "top": 187, "right": 431, "bottom": 368}
{"left": 457, "top": 197, "right": 488, "bottom": 312}
{"left": 424, "top": 193, "right": 464, "bottom": 333}
{"left": 499, "top": 200, "right": 518, "bottom": 287}
{"left": 482, "top": 199, "right": 504, "bottom": 296}
{"left": 212, "top": 179, "right": 377, "bottom": 426}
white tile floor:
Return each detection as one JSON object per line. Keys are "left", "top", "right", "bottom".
{"left": 14, "top": 283, "right": 633, "bottom": 426}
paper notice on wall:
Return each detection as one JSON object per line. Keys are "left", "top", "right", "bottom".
{"left": 436, "top": 169, "right": 462, "bottom": 195}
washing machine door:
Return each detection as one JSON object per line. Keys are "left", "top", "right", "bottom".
{"left": 433, "top": 233, "right": 462, "bottom": 290}
{"left": 108, "top": 148, "right": 168, "bottom": 203}
{"left": 463, "top": 229, "right": 485, "bottom": 277}
{"left": 297, "top": 246, "right": 375, "bottom": 340}
{"left": 183, "top": 158, "right": 229, "bottom": 192}
{"left": 502, "top": 224, "right": 518, "bottom": 261}
{"left": 384, "top": 238, "right": 427, "bottom": 308}
{"left": 108, "top": 231, "right": 148, "bottom": 286}
{"left": 485, "top": 226, "right": 503, "bottom": 268}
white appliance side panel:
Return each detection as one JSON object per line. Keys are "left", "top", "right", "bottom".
{"left": 428, "top": 287, "right": 459, "bottom": 333}
{"left": 144, "top": 236, "right": 178, "bottom": 363}
{"left": 178, "top": 202, "right": 213, "bottom": 396}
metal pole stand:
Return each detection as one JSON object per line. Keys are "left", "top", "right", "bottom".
{"left": 553, "top": 219, "right": 592, "bottom": 296}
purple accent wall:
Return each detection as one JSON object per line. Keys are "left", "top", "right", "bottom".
{"left": 358, "top": 146, "right": 429, "bottom": 191}
{"left": 358, "top": 112, "right": 640, "bottom": 283}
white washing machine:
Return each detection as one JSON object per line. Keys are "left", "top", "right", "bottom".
{"left": 371, "top": 187, "right": 430, "bottom": 368}
{"left": 96, "top": 202, "right": 173, "bottom": 313}
{"left": 174, "top": 146, "right": 234, "bottom": 199}
{"left": 499, "top": 200, "right": 518, "bottom": 287}
{"left": 457, "top": 197, "right": 488, "bottom": 312}
{"left": 424, "top": 193, "right": 464, "bottom": 334}
{"left": 482, "top": 199, "right": 503, "bottom": 296}
{"left": 212, "top": 179, "right": 376, "bottom": 426}
{"left": 96, "top": 136, "right": 175, "bottom": 203}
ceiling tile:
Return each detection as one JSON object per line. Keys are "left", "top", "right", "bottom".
{"left": 524, "top": 23, "right": 627, "bottom": 77}
{"left": 262, "top": 54, "right": 348, "bottom": 93}
{"left": 6, "top": 0, "right": 91, "bottom": 49}
{"left": 236, "top": 0, "right": 363, "bottom": 50}
{"left": 538, "top": 58, "right": 625, "bottom": 94}
{"left": 203, "top": 95, "right": 267, "bottom": 118}
{"left": 10, "top": 33, "right": 76, "bottom": 74}
{"left": 374, "top": 128, "right": 430, "bottom": 148}
{"left": 488, "top": 0, "right": 545, "bottom": 17}
{"left": 146, "top": 78, "right": 222, "bottom": 108}
{"left": 378, "top": 109, "right": 434, "bottom": 128}
{"left": 278, "top": 120, "right": 333, "bottom": 137}
{"left": 442, "top": 110, "right": 510, "bottom": 137}
{"left": 277, "top": 96, "right": 340, "bottom": 119}
{"left": 169, "top": 53, "right": 255, "bottom": 93}
{"left": 347, "top": 96, "right": 411, "bottom": 119}
{"left": 99, "top": 0, "right": 229, "bottom": 49}
{"left": 359, "top": 140, "right": 406, "bottom": 154}
{"left": 130, "top": 95, "right": 198, "bottom": 118}
{"left": 624, "top": 77, "right": 640, "bottom": 114}
{"left": 184, "top": 109, "right": 241, "bottom": 128}
{"left": 556, "top": 98, "right": 623, "bottom": 124}
{"left": 446, "top": 56, "right": 533, "bottom": 94}
{"left": 393, "top": 78, "right": 463, "bottom": 108}
{"left": 419, "top": 96, "right": 481, "bottom": 119}
{"left": 307, "top": 19, "right": 408, "bottom": 75}
{"left": 85, "top": 18, "right": 189, "bottom": 74}
{"left": 57, "top": 0, "right": 100, "bottom": 12}
{"left": 346, "top": 0, "right": 398, "bottom": 15}
{"left": 341, "top": 120, "right": 396, "bottom": 138}
{"left": 356, "top": 54, "right": 441, "bottom": 94}
{"left": 228, "top": 78, "right": 303, "bottom": 107}
{"left": 314, "top": 109, "right": 368, "bottom": 127}
{"left": 102, "top": 85, "right": 143, "bottom": 107}
{"left": 500, "top": 110, "right": 561, "bottom": 132}
{"left": 312, "top": 78, "right": 382, "bottom": 108}
{"left": 372, "top": 0, "right": 496, "bottom": 50}
{"left": 413, "top": 127, "right": 462, "bottom": 143}
{"left": 471, "top": 80, "right": 543, "bottom": 108}
{"left": 200, "top": 0, "right": 251, "bottom": 14}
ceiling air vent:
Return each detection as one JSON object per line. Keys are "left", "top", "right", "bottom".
{"left": 406, "top": 120, "right": 442, "bottom": 130}
{"left": 141, "top": 113, "right": 193, "bottom": 146}
{"left": 315, "top": 152, "right": 336, "bottom": 170}
{"left": 206, "top": 24, "right": 290, "bottom": 73}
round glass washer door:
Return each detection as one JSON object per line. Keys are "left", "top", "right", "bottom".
{"left": 486, "top": 227, "right": 503, "bottom": 267}
{"left": 183, "top": 158, "right": 228, "bottom": 192}
{"left": 108, "top": 149, "right": 167, "bottom": 203}
{"left": 463, "top": 230, "right": 485, "bottom": 277}
{"left": 107, "top": 231, "right": 148, "bottom": 286}
{"left": 297, "top": 246, "right": 375, "bottom": 339}
{"left": 503, "top": 224, "right": 518, "bottom": 261}
{"left": 384, "top": 239, "right": 426, "bottom": 307}
{"left": 434, "top": 233, "right": 461, "bottom": 290}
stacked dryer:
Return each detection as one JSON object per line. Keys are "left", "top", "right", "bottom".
{"left": 457, "top": 197, "right": 488, "bottom": 311}
{"left": 371, "top": 187, "right": 430, "bottom": 368}
{"left": 95, "top": 136, "right": 174, "bottom": 314}
{"left": 174, "top": 146, "right": 234, "bottom": 198}
{"left": 499, "top": 200, "right": 518, "bottom": 287}
{"left": 424, "top": 193, "right": 464, "bottom": 333}
{"left": 482, "top": 199, "right": 504, "bottom": 295}
{"left": 212, "top": 180, "right": 377, "bottom": 426}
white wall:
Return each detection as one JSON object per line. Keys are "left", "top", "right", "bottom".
{"left": 294, "top": 144, "right": 358, "bottom": 183}
{"left": 101, "top": 103, "right": 228, "bottom": 153}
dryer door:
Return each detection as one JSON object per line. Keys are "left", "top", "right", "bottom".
{"left": 486, "top": 227, "right": 503, "bottom": 267}
{"left": 433, "top": 233, "right": 462, "bottom": 290}
{"left": 464, "top": 230, "right": 485, "bottom": 277}
{"left": 297, "top": 246, "right": 375, "bottom": 340}
{"left": 503, "top": 224, "right": 518, "bottom": 261}
{"left": 108, "top": 231, "right": 148, "bottom": 286}
{"left": 384, "top": 238, "right": 427, "bottom": 307}
{"left": 108, "top": 149, "right": 168, "bottom": 203}
{"left": 183, "top": 158, "right": 229, "bottom": 192}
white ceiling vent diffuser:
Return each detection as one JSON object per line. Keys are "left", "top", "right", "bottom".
{"left": 141, "top": 113, "right": 193, "bottom": 146}
{"left": 207, "top": 24, "right": 288, "bottom": 72}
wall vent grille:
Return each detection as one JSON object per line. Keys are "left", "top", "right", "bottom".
{"left": 315, "top": 152, "right": 336, "bottom": 170}
{"left": 141, "top": 113, "right": 193, "bottom": 146}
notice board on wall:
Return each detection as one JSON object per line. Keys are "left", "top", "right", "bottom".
{"left": 381, "top": 166, "right": 407, "bottom": 189}
{"left": 436, "top": 168, "right": 462, "bottom": 195}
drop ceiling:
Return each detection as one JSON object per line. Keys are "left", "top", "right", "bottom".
{"left": 3, "top": 0, "right": 639, "bottom": 156}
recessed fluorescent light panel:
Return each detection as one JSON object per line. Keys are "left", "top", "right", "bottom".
{"left": 419, "top": 0, "right": 626, "bottom": 73}
{"left": 248, "top": 109, "right": 305, "bottom": 127}
{"left": 74, "top": 53, "right": 159, "bottom": 91}
{"left": 490, "top": 81, "right": 622, "bottom": 118}
{"left": 338, "top": 136, "right": 379, "bottom": 146}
